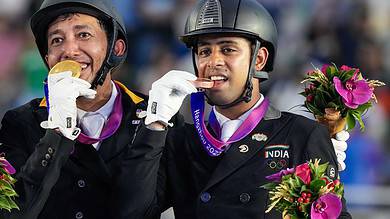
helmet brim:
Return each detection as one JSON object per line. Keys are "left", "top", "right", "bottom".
{"left": 180, "top": 28, "right": 259, "bottom": 48}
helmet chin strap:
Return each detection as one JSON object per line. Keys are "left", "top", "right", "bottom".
{"left": 90, "top": 18, "right": 119, "bottom": 90}
{"left": 192, "top": 41, "right": 262, "bottom": 109}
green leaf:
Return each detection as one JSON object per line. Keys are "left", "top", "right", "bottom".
{"left": 310, "top": 179, "right": 326, "bottom": 193}
{"left": 326, "top": 66, "right": 336, "bottom": 79}
{"left": 306, "top": 102, "right": 322, "bottom": 115}
{"left": 290, "top": 190, "right": 300, "bottom": 198}
{"left": 260, "top": 183, "right": 277, "bottom": 190}
{"left": 351, "top": 110, "right": 365, "bottom": 131}
{"left": 346, "top": 111, "right": 356, "bottom": 131}
{"left": 326, "top": 102, "right": 339, "bottom": 109}
{"left": 355, "top": 102, "right": 372, "bottom": 114}
{"left": 339, "top": 69, "right": 355, "bottom": 82}
{"left": 316, "top": 162, "right": 329, "bottom": 176}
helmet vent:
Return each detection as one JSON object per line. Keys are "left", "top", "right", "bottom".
{"left": 197, "top": 0, "right": 222, "bottom": 28}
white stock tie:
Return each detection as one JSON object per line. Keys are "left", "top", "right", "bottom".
{"left": 220, "top": 120, "right": 242, "bottom": 142}
{"left": 80, "top": 113, "right": 105, "bottom": 139}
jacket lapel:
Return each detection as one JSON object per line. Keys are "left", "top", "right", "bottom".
{"left": 203, "top": 104, "right": 290, "bottom": 191}
{"left": 72, "top": 143, "right": 111, "bottom": 183}
{"left": 98, "top": 98, "right": 134, "bottom": 162}
{"left": 72, "top": 86, "right": 145, "bottom": 182}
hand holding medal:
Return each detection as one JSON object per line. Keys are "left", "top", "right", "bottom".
{"left": 41, "top": 60, "right": 96, "bottom": 140}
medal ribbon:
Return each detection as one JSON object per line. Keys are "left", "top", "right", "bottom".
{"left": 77, "top": 83, "right": 123, "bottom": 144}
{"left": 190, "top": 92, "right": 269, "bottom": 156}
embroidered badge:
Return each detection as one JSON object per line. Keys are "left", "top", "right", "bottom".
{"left": 252, "top": 133, "right": 268, "bottom": 142}
{"left": 266, "top": 159, "right": 287, "bottom": 169}
{"left": 264, "top": 145, "right": 290, "bottom": 159}
{"left": 136, "top": 109, "right": 147, "bottom": 118}
{"left": 238, "top": 144, "right": 249, "bottom": 153}
{"left": 327, "top": 164, "right": 337, "bottom": 180}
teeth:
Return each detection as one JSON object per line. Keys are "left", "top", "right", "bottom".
{"left": 80, "top": 64, "right": 88, "bottom": 69}
{"left": 210, "top": 75, "right": 226, "bottom": 81}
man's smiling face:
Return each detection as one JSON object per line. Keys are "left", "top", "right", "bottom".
{"left": 46, "top": 13, "right": 108, "bottom": 84}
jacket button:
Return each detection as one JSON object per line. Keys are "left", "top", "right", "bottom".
{"left": 239, "top": 193, "right": 251, "bottom": 203}
{"left": 41, "top": 160, "right": 48, "bottom": 167}
{"left": 47, "top": 147, "right": 54, "bottom": 154}
{"left": 75, "top": 211, "right": 83, "bottom": 219}
{"left": 45, "top": 153, "right": 51, "bottom": 160}
{"left": 200, "top": 192, "right": 211, "bottom": 203}
{"left": 77, "top": 179, "right": 86, "bottom": 188}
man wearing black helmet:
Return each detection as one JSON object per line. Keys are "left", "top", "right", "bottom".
{"left": 0, "top": 0, "right": 161, "bottom": 218}
{"left": 135, "top": 0, "right": 351, "bottom": 218}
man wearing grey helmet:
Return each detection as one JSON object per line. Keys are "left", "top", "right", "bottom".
{"left": 134, "top": 0, "right": 352, "bottom": 218}
{"left": 0, "top": 0, "right": 161, "bottom": 218}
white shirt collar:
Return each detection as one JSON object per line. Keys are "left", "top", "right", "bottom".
{"left": 77, "top": 81, "right": 117, "bottom": 120}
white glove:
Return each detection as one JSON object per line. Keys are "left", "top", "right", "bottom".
{"left": 331, "top": 130, "right": 350, "bottom": 171}
{"left": 145, "top": 70, "right": 197, "bottom": 126}
{"left": 40, "top": 71, "right": 96, "bottom": 140}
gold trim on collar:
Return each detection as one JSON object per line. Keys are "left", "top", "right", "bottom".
{"left": 114, "top": 80, "right": 144, "bottom": 104}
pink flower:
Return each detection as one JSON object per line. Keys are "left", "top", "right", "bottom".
{"left": 0, "top": 157, "right": 15, "bottom": 175}
{"left": 340, "top": 65, "right": 360, "bottom": 75}
{"left": 306, "top": 94, "right": 314, "bottom": 102}
{"left": 333, "top": 75, "right": 373, "bottom": 109}
{"left": 311, "top": 193, "right": 342, "bottom": 219}
{"left": 321, "top": 64, "right": 330, "bottom": 74}
{"left": 295, "top": 163, "right": 311, "bottom": 184}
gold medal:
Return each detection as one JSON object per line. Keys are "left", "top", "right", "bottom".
{"left": 48, "top": 60, "right": 81, "bottom": 78}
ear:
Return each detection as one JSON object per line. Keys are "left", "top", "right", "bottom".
{"left": 113, "top": 39, "right": 126, "bottom": 56}
{"left": 45, "top": 55, "right": 49, "bottom": 64}
{"left": 255, "top": 47, "right": 269, "bottom": 71}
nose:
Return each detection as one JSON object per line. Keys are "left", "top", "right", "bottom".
{"left": 60, "top": 38, "right": 81, "bottom": 61}
{"left": 207, "top": 49, "right": 224, "bottom": 68}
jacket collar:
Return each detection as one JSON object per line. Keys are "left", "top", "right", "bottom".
{"left": 203, "top": 103, "right": 288, "bottom": 191}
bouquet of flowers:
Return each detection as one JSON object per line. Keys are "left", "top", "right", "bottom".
{"left": 261, "top": 159, "right": 343, "bottom": 219}
{"left": 300, "top": 64, "right": 385, "bottom": 136}
{"left": 0, "top": 154, "right": 18, "bottom": 211}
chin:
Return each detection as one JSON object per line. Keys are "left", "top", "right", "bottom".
{"left": 206, "top": 93, "right": 235, "bottom": 106}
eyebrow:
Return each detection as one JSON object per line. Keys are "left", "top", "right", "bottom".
{"left": 198, "top": 40, "right": 239, "bottom": 47}
{"left": 47, "top": 25, "right": 93, "bottom": 38}
{"left": 73, "top": 24, "right": 93, "bottom": 31}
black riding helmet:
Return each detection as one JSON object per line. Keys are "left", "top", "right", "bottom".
{"left": 180, "top": 0, "right": 277, "bottom": 107}
{"left": 30, "top": 0, "right": 128, "bottom": 89}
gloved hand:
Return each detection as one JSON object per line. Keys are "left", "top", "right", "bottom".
{"left": 145, "top": 70, "right": 197, "bottom": 126}
{"left": 331, "top": 130, "right": 350, "bottom": 171}
{"left": 40, "top": 71, "right": 96, "bottom": 140}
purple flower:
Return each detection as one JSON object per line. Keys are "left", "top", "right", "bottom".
{"left": 311, "top": 193, "right": 342, "bottom": 219}
{"left": 333, "top": 74, "right": 373, "bottom": 109}
{"left": 266, "top": 168, "right": 295, "bottom": 183}
{"left": 0, "top": 157, "right": 16, "bottom": 175}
